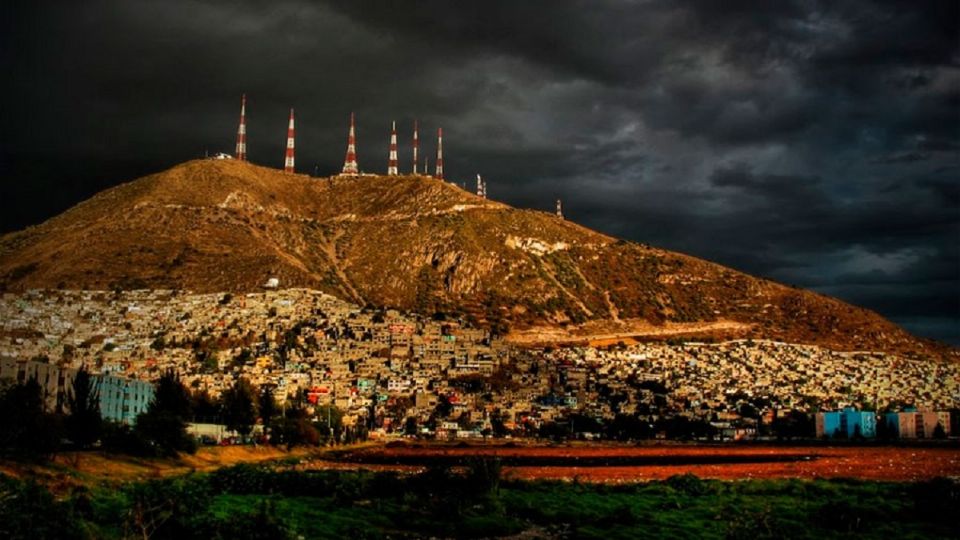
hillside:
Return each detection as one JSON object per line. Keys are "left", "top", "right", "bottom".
{"left": 0, "top": 159, "right": 948, "bottom": 357}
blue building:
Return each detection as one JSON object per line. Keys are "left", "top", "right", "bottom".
{"left": 816, "top": 408, "right": 876, "bottom": 438}
{"left": 96, "top": 375, "right": 154, "bottom": 425}
{"left": 840, "top": 407, "right": 876, "bottom": 438}
{"left": 816, "top": 411, "right": 842, "bottom": 438}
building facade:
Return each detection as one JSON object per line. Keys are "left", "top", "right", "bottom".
{"left": 884, "top": 410, "right": 951, "bottom": 438}
{"left": 816, "top": 407, "right": 876, "bottom": 438}
{"left": 0, "top": 358, "right": 154, "bottom": 425}
{"left": 96, "top": 375, "right": 155, "bottom": 425}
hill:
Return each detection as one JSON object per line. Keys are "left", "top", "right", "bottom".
{"left": 0, "top": 159, "right": 949, "bottom": 358}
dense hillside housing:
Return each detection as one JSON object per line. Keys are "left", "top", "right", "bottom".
{"left": 1, "top": 288, "right": 957, "bottom": 440}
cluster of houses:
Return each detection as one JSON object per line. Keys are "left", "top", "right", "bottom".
{"left": 558, "top": 341, "right": 956, "bottom": 412}
{"left": 0, "top": 288, "right": 957, "bottom": 441}
{"left": 534, "top": 342, "right": 958, "bottom": 436}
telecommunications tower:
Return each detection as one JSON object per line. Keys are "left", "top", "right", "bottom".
{"left": 342, "top": 113, "right": 359, "bottom": 175}
{"left": 235, "top": 94, "right": 247, "bottom": 160}
{"left": 283, "top": 108, "right": 295, "bottom": 173}
{"left": 387, "top": 121, "right": 399, "bottom": 175}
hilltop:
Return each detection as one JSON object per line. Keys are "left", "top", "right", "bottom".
{"left": 0, "top": 159, "right": 948, "bottom": 357}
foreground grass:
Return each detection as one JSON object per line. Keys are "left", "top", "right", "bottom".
{"left": 499, "top": 478, "right": 950, "bottom": 539}
{"left": 1, "top": 464, "right": 956, "bottom": 539}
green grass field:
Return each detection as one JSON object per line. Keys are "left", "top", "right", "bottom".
{"left": 1, "top": 462, "right": 956, "bottom": 539}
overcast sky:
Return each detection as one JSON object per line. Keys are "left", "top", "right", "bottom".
{"left": 2, "top": 1, "right": 958, "bottom": 343}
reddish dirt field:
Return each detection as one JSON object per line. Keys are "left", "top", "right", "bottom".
{"left": 312, "top": 443, "right": 960, "bottom": 483}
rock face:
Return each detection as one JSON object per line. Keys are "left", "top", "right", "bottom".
{"left": 0, "top": 159, "right": 948, "bottom": 357}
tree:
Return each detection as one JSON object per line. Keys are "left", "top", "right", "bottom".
{"left": 222, "top": 378, "right": 258, "bottom": 437}
{"left": 568, "top": 413, "right": 604, "bottom": 436}
{"left": 135, "top": 371, "right": 196, "bottom": 456}
{"left": 258, "top": 385, "right": 278, "bottom": 436}
{"left": 606, "top": 413, "right": 653, "bottom": 441}
{"left": 65, "top": 367, "right": 102, "bottom": 448}
{"left": 273, "top": 407, "right": 319, "bottom": 449}
{"left": 403, "top": 416, "right": 418, "bottom": 436}
{"left": 190, "top": 389, "right": 220, "bottom": 423}
{"left": 656, "top": 415, "right": 716, "bottom": 441}
{"left": 0, "top": 378, "right": 62, "bottom": 459}
{"left": 433, "top": 394, "right": 453, "bottom": 419}
{"left": 314, "top": 404, "right": 344, "bottom": 445}
{"left": 738, "top": 402, "right": 758, "bottom": 420}
{"left": 538, "top": 421, "right": 571, "bottom": 441}
{"left": 196, "top": 349, "right": 218, "bottom": 374}
{"left": 152, "top": 370, "right": 193, "bottom": 418}
{"left": 772, "top": 411, "right": 813, "bottom": 440}
{"left": 876, "top": 414, "right": 895, "bottom": 441}
{"left": 491, "top": 409, "right": 510, "bottom": 438}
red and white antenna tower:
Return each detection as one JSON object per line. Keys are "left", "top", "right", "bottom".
{"left": 412, "top": 120, "right": 419, "bottom": 174}
{"left": 435, "top": 127, "right": 444, "bottom": 179}
{"left": 387, "top": 121, "right": 399, "bottom": 175}
{"left": 556, "top": 199, "right": 563, "bottom": 219}
{"left": 342, "top": 112, "right": 359, "bottom": 175}
{"left": 235, "top": 94, "right": 247, "bottom": 161}
{"left": 283, "top": 108, "right": 295, "bottom": 173}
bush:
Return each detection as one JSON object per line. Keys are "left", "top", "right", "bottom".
{"left": 4, "top": 469, "right": 959, "bottom": 539}
{"left": 725, "top": 505, "right": 789, "bottom": 540}
{"left": 816, "top": 499, "right": 881, "bottom": 533}
{"left": 206, "top": 464, "right": 379, "bottom": 502}
{"left": 910, "top": 477, "right": 959, "bottom": 526}
{"left": 197, "top": 499, "right": 293, "bottom": 540}
{"left": 134, "top": 410, "right": 198, "bottom": 456}
{"left": 122, "top": 476, "right": 212, "bottom": 539}
{"left": 273, "top": 410, "right": 319, "bottom": 449}
{"left": 207, "top": 464, "right": 276, "bottom": 495}
{"left": 101, "top": 421, "right": 152, "bottom": 455}
{"left": 665, "top": 473, "right": 712, "bottom": 496}
{"left": 0, "top": 476, "right": 83, "bottom": 539}
{"left": 465, "top": 457, "right": 503, "bottom": 497}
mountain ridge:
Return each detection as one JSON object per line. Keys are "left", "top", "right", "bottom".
{"left": 0, "top": 159, "right": 951, "bottom": 359}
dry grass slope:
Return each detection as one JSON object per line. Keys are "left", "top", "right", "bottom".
{"left": 0, "top": 159, "right": 952, "bottom": 359}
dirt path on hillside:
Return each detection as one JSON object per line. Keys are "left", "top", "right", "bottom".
{"left": 322, "top": 228, "right": 365, "bottom": 304}
{"left": 507, "top": 319, "right": 753, "bottom": 346}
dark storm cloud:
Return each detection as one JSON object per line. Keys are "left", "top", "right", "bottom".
{"left": 709, "top": 163, "right": 826, "bottom": 208}
{"left": 1, "top": 0, "right": 957, "bottom": 342}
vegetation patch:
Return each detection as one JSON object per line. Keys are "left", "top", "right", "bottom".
{"left": 0, "top": 461, "right": 956, "bottom": 539}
